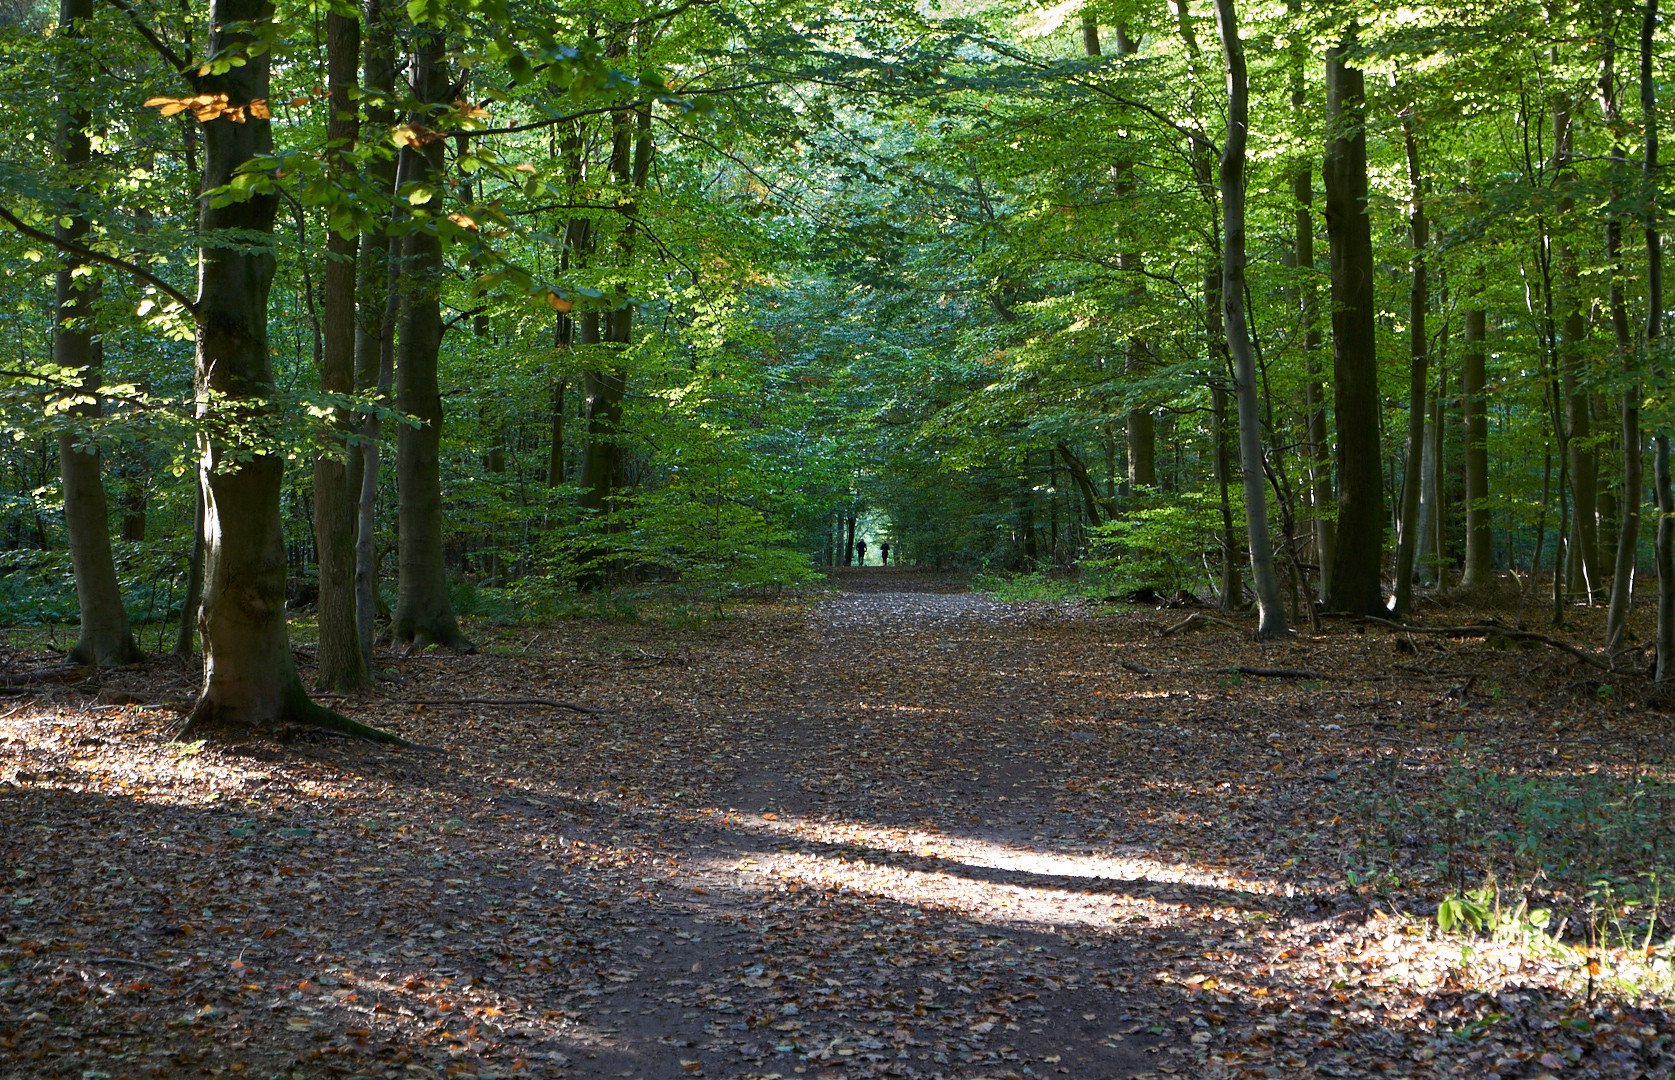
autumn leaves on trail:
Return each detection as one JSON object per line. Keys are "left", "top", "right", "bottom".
{"left": 4, "top": 582, "right": 1675, "bottom": 1078}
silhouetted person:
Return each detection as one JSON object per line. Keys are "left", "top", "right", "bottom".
{"left": 855, "top": 539, "right": 868, "bottom": 566}
{"left": 880, "top": 541, "right": 890, "bottom": 566}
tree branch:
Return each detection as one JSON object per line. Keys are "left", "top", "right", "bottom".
{"left": 0, "top": 205, "right": 198, "bottom": 315}
{"left": 102, "top": 0, "right": 194, "bottom": 81}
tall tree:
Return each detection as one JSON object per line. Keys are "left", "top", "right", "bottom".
{"left": 1643, "top": 0, "right": 1673, "bottom": 680}
{"left": 1322, "top": 27, "right": 1384, "bottom": 615}
{"left": 179, "top": 0, "right": 392, "bottom": 740}
{"left": 1604, "top": 21, "right": 1641, "bottom": 650}
{"left": 313, "top": 5, "right": 369, "bottom": 689}
{"left": 1392, "top": 114, "right": 1429, "bottom": 617}
{"left": 1214, "top": 0, "right": 1286, "bottom": 638}
{"left": 392, "top": 23, "right": 468, "bottom": 650}
{"left": 54, "top": 0, "right": 142, "bottom": 670}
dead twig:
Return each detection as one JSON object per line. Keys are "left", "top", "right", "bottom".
{"left": 1119, "top": 661, "right": 1158, "bottom": 676}
{"left": 401, "top": 697, "right": 600, "bottom": 715}
{"left": 1360, "top": 615, "right": 1616, "bottom": 672}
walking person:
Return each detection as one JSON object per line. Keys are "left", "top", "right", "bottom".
{"left": 855, "top": 539, "right": 868, "bottom": 566}
{"left": 880, "top": 540, "right": 890, "bottom": 567}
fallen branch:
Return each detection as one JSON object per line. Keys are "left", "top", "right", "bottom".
{"left": 1119, "top": 661, "right": 1158, "bottom": 676}
{"left": 1360, "top": 615, "right": 1615, "bottom": 672}
{"left": 0, "top": 664, "right": 94, "bottom": 687}
{"left": 87, "top": 955, "right": 170, "bottom": 973}
{"left": 1224, "top": 665, "right": 1326, "bottom": 680}
{"left": 401, "top": 697, "right": 600, "bottom": 715}
{"left": 1159, "top": 613, "right": 1244, "bottom": 636}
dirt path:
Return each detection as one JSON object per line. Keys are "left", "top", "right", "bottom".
{"left": 3, "top": 574, "right": 1674, "bottom": 1079}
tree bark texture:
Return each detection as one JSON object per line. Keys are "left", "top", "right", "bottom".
{"left": 1294, "top": 164, "right": 1335, "bottom": 601}
{"left": 1554, "top": 101, "right": 1600, "bottom": 598}
{"left": 1214, "top": 0, "right": 1285, "bottom": 638}
{"left": 1322, "top": 31, "right": 1384, "bottom": 615}
{"left": 181, "top": 0, "right": 387, "bottom": 740}
{"left": 312, "top": 8, "right": 368, "bottom": 689}
{"left": 1461, "top": 295, "right": 1492, "bottom": 589}
{"left": 353, "top": 0, "right": 397, "bottom": 665}
{"left": 1645, "top": 0, "right": 1672, "bottom": 678}
{"left": 56, "top": 0, "right": 142, "bottom": 669}
{"left": 392, "top": 25, "right": 467, "bottom": 650}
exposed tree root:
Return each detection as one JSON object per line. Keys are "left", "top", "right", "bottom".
{"left": 1360, "top": 615, "right": 1616, "bottom": 672}
{"left": 1158, "top": 612, "right": 1246, "bottom": 636}
{"left": 177, "top": 682, "right": 420, "bottom": 746}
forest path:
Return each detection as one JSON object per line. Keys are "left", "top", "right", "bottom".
{"left": 3, "top": 583, "right": 1673, "bottom": 1079}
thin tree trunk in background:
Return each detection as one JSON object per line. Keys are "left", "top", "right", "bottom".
{"left": 1214, "top": 0, "right": 1285, "bottom": 638}
{"left": 1604, "top": 26, "right": 1641, "bottom": 651}
{"left": 1323, "top": 29, "right": 1384, "bottom": 615}
{"left": 56, "top": 0, "right": 142, "bottom": 669}
{"left": 1295, "top": 166, "right": 1335, "bottom": 601}
{"left": 312, "top": 7, "right": 368, "bottom": 690}
{"left": 845, "top": 515, "right": 855, "bottom": 566}
{"left": 352, "top": 0, "right": 396, "bottom": 666}
{"left": 1554, "top": 98, "right": 1600, "bottom": 600}
{"left": 173, "top": 482, "right": 204, "bottom": 657}
{"left": 392, "top": 25, "right": 467, "bottom": 650}
{"left": 1212, "top": 385, "right": 1241, "bottom": 608}
{"left": 1393, "top": 118, "right": 1429, "bottom": 617}
{"left": 547, "top": 374, "right": 566, "bottom": 487}
{"left": 1643, "top": 0, "right": 1672, "bottom": 680}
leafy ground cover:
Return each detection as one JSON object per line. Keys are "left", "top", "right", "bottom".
{"left": 3, "top": 569, "right": 1675, "bottom": 1079}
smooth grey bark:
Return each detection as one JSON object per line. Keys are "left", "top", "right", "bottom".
{"left": 1294, "top": 164, "right": 1335, "bottom": 600}
{"left": 392, "top": 25, "right": 467, "bottom": 650}
{"left": 1214, "top": 0, "right": 1285, "bottom": 638}
{"left": 1393, "top": 118, "right": 1429, "bottom": 617}
{"left": 180, "top": 0, "right": 393, "bottom": 741}
{"left": 56, "top": 0, "right": 142, "bottom": 670}
{"left": 312, "top": 7, "right": 368, "bottom": 690}
{"left": 1416, "top": 379, "right": 1442, "bottom": 586}
{"left": 1604, "top": 28, "right": 1641, "bottom": 651}
{"left": 352, "top": 0, "right": 396, "bottom": 666}
{"left": 1322, "top": 30, "right": 1384, "bottom": 615}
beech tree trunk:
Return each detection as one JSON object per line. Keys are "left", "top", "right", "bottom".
{"left": 1461, "top": 282, "right": 1492, "bottom": 589}
{"left": 181, "top": 0, "right": 390, "bottom": 741}
{"left": 312, "top": 8, "right": 368, "bottom": 689}
{"left": 392, "top": 25, "right": 467, "bottom": 650}
{"left": 1554, "top": 101, "right": 1600, "bottom": 599}
{"left": 1393, "top": 118, "right": 1428, "bottom": 618}
{"left": 1294, "top": 165, "right": 1335, "bottom": 601}
{"left": 1322, "top": 30, "right": 1384, "bottom": 615}
{"left": 1644, "top": 0, "right": 1672, "bottom": 680}
{"left": 173, "top": 483, "right": 204, "bottom": 657}
{"left": 1604, "top": 28, "right": 1641, "bottom": 651}
{"left": 353, "top": 0, "right": 397, "bottom": 665}
{"left": 56, "top": 0, "right": 142, "bottom": 670}
{"left": 1214, "top": 0, "right": 1285, "bottom": 638}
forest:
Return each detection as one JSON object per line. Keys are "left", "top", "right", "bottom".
{"left": 7, "top": 0, "right": 1675, "bottom": 1076}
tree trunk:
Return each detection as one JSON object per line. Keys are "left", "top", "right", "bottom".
{"left": 1554, "top": 99, "right": 1600, "bottom": 600}
{"left": 1214, "top": 0, "right": 1285, "bottom": 638}
{"left": 173, "top": 481, "right": 204, "bottom": 657}
{"left": 1644, "top": 0, "right": 1672, "bottom": 679}
{"left": 1295, "top": 165, "right": 1335, "bottom": 601}
{"left": 1212, "top": 385, "right": 1242, "bottom": 608}
{"left": 392, "top": 25, "right": 467, "bottom": 650}
{"left": 1604, "top": 26, "right": 1641, "bottom": 651}
{"left": 546, "top": 374, "right": 566, "bottom": 487}
{"left": 56, "top": 0, "right": 141, "bottom": 670}
{"left": 180, "top": 0, "right": 391, "bottom": 741}
{"left": 352, "top": 0, "right": 396, "bottom": 666}
{"left": 1461, "top": 284, "right": 1492, "bottom": 589}
{"left": 1393, "top": 118, "right": 1429, "bottom": 618}
{"left": 312, "top": 7, "right": 368, "bottom": 690}
{"left": 1322, "top": 30, "right": 1384, "bottom": 615}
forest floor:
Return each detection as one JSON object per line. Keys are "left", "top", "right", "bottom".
{"left": 4, "top": 568, "right": 1675, "bottom": 1079}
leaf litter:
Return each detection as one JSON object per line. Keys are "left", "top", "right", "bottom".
{"left": 2, "top": 569, "right": 1674, "bottom": 1079}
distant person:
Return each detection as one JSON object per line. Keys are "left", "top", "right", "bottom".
{"left": 880, "top": 541, "right": 891, "bottom": 566}
{"left": 855, "top": 539, "right": 868, "bottom": 565}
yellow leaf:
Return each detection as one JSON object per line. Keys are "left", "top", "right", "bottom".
{"left": 447, "top": 212, "right": 478, "bottom": 230}
{"left": 248, "top": 99, "right": 271, "bottom": 119}
{"left": 545, "top": 292, "right": 572, "bottom": 314}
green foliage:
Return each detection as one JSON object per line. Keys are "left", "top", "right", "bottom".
{"left": 1086, "top": 488, "right": 1229, "bottom": 597}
